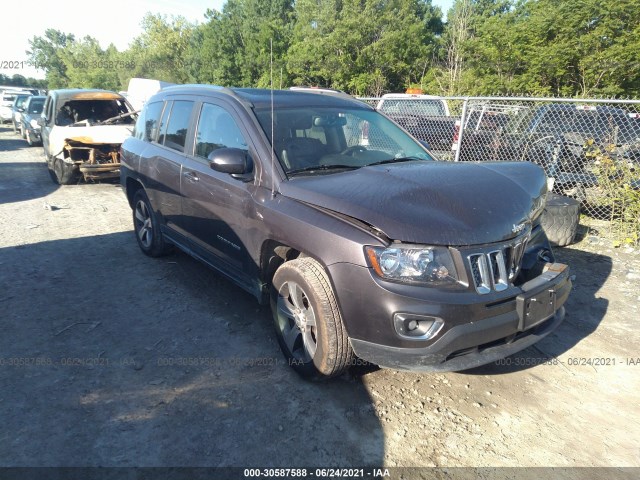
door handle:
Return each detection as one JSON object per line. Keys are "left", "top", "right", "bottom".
{"left": 183, "top": 171, "right": 199, "bottom": 182}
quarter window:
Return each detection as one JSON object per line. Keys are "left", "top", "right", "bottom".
{"left": 160, "top": 100, "right": 194, "bottom": 152}
{"left": 134, "top": 101, "right": 164, "bottom": 141}
{"left": 195, "top": 103, "right": 248, "bottom": 160}
{"left": 44, "top": 97, "right": 54, "bottom": 125}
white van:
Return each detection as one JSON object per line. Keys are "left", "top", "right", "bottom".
{"left": 125, "top": 78, "right": 174, "bottom": 112}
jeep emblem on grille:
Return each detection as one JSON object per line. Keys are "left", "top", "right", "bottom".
{"left": 512, "top": 222, "right": 526, "bottom": 234}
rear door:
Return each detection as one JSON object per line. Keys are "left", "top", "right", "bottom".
{"left": 179, "top": 100, "right": 259, "bottom": 290}
{"left": 141, "top": 98, "right": 196, "bottom": 237}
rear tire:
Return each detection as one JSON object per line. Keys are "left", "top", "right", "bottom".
{"left": 540, "top": 193, "right": 580, "bottom": 247}
{"left": 271, "top": 257, "right": 354, "bottom": 380}
{"left": 132, "top": 189, "right": 173, "bottom": 257}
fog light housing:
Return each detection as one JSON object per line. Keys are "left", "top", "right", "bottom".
{"left": 393, "top": 313, "right": 444, "bottom": 340}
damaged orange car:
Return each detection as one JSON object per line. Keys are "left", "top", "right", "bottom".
{"left": 39, "top": 89, "right": 137, "bottom": 184}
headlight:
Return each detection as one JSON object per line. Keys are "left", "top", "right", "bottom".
{"left": 30, "top": 119, "right": 39, "bottom": 129}
{"left": 365, "top": 245, "right": 459, "bottom": 286}
{"left": 529, "top": 194, "right": 546, "bottom": 221}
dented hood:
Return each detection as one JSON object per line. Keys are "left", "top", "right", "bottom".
{"left": 279, "top": 161, "right": 547, "bottom": 246}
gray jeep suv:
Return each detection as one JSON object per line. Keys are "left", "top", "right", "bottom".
{"left": 120, "top": 85, "right": 571, "bottom": 379}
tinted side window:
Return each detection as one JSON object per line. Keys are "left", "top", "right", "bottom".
{"left": 162, "top": 101, "right": 193, "bottom": 152}
{"left": 157, "top": 101, "right": 172, "bottom": 145}
{"left": 195, "top": 103, "right": 248, "bottom": 160}
{"left": 134, "top": 101, "right": 164, "bottom": 141}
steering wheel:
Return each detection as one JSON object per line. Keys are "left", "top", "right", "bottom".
{"left": 341, "top": 145, "right": 367, "bottom": 156}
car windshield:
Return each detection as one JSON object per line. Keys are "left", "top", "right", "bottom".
{"left": 255, "top": 106, "right": 433, "bottom": 176}
{"left": 28, "top": 98, "right": 45, "bottom": 115}
{"left": 14, "top": 95, "right": 30, "bottom": 108}
{"left": 2, "top": 94, "right": 17, "bottom": 105}
{"left": 56, "top": 99, "right": 134, "bottom": 126}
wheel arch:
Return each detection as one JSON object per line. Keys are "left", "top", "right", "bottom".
{"left": 259, "top": 240, "right": 336, "bottom": 303}
{"left": 125, "top": 177, "right": 145, "bottom": 208}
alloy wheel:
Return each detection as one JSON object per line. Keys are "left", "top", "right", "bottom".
{"left": 276, "top": 281, "right": 318, "bottom": 362}
{"left": 134, "top": 199, "right": 153, "bottom": 249}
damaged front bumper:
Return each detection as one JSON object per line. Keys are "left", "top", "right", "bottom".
{"left": 333, "top": 260, "right": 571, "bottom": 372}
{"left": 64, "top": 139, "right": 121, "bottom": 180}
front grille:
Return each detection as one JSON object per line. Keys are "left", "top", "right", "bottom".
{"left": 467, "top": 235, "right": 529, "bottom": 294}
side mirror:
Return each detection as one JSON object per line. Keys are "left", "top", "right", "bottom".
{"left": 419, "top": 140, "right": 431, "bottom": 150}
{"left": 37, "top": 117, "right": 46, "bottom": 127}
{"left": 17, "top": 107, "right": 25, "bottom": 113}
{"left": 208, "top": 148, "right": 253, "bottom": 181}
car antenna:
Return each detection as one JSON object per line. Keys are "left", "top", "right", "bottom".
{"left": 270, "top": 38, "right": 276, "bottom": 198}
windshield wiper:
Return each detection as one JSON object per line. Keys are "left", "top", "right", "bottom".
{"left": 366, "top": 156, "right": 422, "bottom": 167}
{"left": 99, "top": 110, "right": 138, "bottom": 125}
{"left": 287, "top": 164, "right": 360, "bottom": 176}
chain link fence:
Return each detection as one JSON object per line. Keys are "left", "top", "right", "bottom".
{"left": 359, "top": 95, "right": 640, "bottom": 245}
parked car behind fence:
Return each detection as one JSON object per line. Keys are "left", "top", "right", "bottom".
{"left": 360, "top": 95, "right": 640, "bottom": 233}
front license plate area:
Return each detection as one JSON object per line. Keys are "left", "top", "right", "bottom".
{"left": 516, "top": 288, "right": 556, "bottom": 331}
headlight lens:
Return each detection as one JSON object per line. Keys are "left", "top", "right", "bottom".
{"left": 30, "top": 119, "right": 39, "bottom": 129}
{"left": 365, "top": 245, "right": 459, "bottom": 286}
{"left": 529, "top": 194, "right": 546, "bottom": 221}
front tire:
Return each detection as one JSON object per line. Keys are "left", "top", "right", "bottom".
{"left": 53, "top": 158, "right": 78, "bottom": 185}
{"left": 132, "top": 189, "right": 172, "bottom": 257}
{"left": 271, "top": 257, "right": 354, "bottom": 379}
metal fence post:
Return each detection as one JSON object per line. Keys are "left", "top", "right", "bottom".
{"left": 454, "top": 98, "right": 469, "bottom": 162}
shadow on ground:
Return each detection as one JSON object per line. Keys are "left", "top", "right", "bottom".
{"left": 0, "top": 233, "right": 384, "bottom": 466}
{"left": 464, "top": 246, "right": 612, "bottom": 375}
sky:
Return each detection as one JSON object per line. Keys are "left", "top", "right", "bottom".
{"left": 1, "top": 0, "right": 454, "bottom": 81}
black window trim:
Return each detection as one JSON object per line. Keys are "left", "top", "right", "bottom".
{"left": 139, "top": 100, "right": 166, "bottom": 143}
{"left": 155, "top": 97, "right": 198, "bottom": 154}
{"left": 188, "top": 99, "right": 254, "bottom": 167}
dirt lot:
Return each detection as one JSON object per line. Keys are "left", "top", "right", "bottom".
{"left": 0, "top": 125, "right": 639, "bottom": 476}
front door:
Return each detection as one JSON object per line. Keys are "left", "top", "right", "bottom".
{"left": 180, "top": 102, "right": 258, "bottom": 289}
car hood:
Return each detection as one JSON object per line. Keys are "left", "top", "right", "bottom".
{"left": 279, "top": 161, "right": 547, "bottom": 246}
{"left": 60, "top": 124, "right": 133, "bottom": 144}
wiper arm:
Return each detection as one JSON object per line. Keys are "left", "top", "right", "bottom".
{"left": 287, "top": 164, "right": 360, "bottom": 176}
{"left": 99, "top": 110, "right": 138, "bottom": 125}
{"left": 366, "top": 156, "right": 422, "bottom": 167}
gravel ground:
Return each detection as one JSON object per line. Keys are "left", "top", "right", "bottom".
{"left": 0, "top": 125, "right": 638, "bottom": 477}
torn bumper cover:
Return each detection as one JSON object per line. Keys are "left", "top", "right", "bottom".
{"left": 64, "top": 138, "right": 121, "bottom": 180}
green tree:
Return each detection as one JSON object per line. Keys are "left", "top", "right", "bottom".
{"left": 125, "top": 13, "right": 195, "bottom": 84}
{"left": 26, "top": 29, "right": 75, "bottom": 88}
{"left": 431, "top": 0, "right": 640, "bottom": 97}
{"left": 0, "top": 74, "right": 46, "bottom": 89}
{"left": 189, "top": 0, "right": 294, "bottom": 87}
{"left": 58, "top": 36, "right": 122, "bottom": 90}
{"left": 287, "top": 0, "right": 442, "bottom": 95}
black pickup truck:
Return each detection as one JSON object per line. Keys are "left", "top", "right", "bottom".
{"left": 458, "top": 104, "right": 640, "bottom": 200}
{"left": 376, "top": 94, "right": 458, "bottom": 159}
